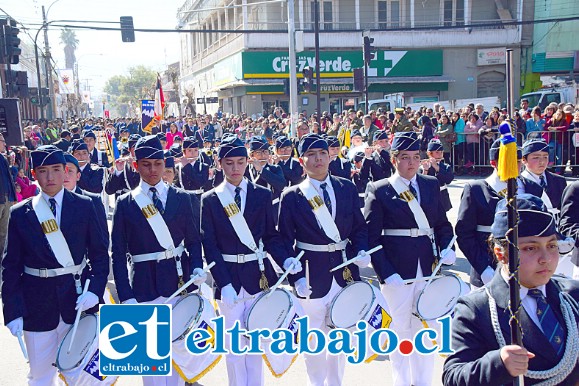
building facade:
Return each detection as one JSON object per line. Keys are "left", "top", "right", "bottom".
{"left": 177, "top": 0, "right": 534, "bottom": 116}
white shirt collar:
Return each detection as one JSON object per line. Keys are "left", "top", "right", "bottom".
{"left": 41, "top": 186, "right": 65, "bottom": 207}
{"left": 139, "top": 179, "right": 167, "bottom": 196}
{"left": 225, "top": 177, "right": 248, "bottom": 194}
{"left": 397, "top": 173, "right": 417, "bottom": 187}
{"left": 307, "top": 174, "right": 332, "bottom": 189}
{"left": 523, "top": 169, "right": 546, "bottom": 185}
{"left": 500, "top": 268, "right": 547, "bottom": 299}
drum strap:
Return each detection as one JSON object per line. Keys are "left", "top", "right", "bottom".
{"left": 521, "top": 170, "right": 558, "bottom": 215}
{"left": 485, "top": 170, "right": 508, "bottom": 198}
{"left": 387, "top": 174, "right": 437, "bottom": 258}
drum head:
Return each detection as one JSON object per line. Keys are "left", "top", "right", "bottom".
{"left": 246, "top": 289, "right": 291, "bottom": 331}
{"left": 57, "top": 314, "right": 97, "bottom": 371}
{"left": 416, "top": 275, "right": 462, "bottom": 321}
{"left": 330, "top": 281, "right": 375, "bottom": 329}
{"left": 172, "top": 294, "right": 203, "bottom": 342}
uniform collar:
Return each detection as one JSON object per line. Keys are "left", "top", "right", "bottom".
{"left": 139, "top": 179, "right": 167, "bottom": 196}
{"left": 500, "top": 267, "right": 547, "bottom": 300}
{"left": 41, "top": 186, "right": 65, "bottom": 206}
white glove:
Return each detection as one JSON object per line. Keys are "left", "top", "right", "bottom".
{"left": 7, "top": 317, "right": 23, "bottom": 337}
{"left": 481, "top": 266, "right": 495, "bottom": 285}
{"left": 283, "top": 257, "right": 303, "bottom": 275}
{"left": 220, "top": 284, "right": 238, "bottom": 308}
{"left": 122, "top": 298, "right": 138, "bottom": 305}
{"left": 558, "top": 237, "right": 575, "bottom": 255}
{"left": 385, "top": 273, "right": 405, "bottom": 287}
{"left": 191, "top": 268, "right": 207, "bottom": 286}
{"left": 75, "top": 291, "right": 99, "bottom": 311}
{"left": 354, "top": 250, "right": 371, "bottom": 268}
{"left": 440, "top": 248, "right": 456, "bottom": 265}
{"left": 295, "top": 277, "right": 312, "bottom": 298}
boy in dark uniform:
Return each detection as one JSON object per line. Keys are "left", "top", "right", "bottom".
{"left": 327, "top": 135, "right": 352, "bottom": 179}
{"left": 177, "top": 136, "right": 210, "bottom": 196}
{"left": 70, "top": 139, "right": 105, "bottom": 194}
{"left": 360, "top": 130, "right": 394, "bottom": 182}
{"left": 274, "top": 135, "right": 304, "bottom": 186}
{"left": 420, "top": 139, "right": 454, "bottom": 212}
{"left": 105, "top": 134, "right": 141, "bottom": 198}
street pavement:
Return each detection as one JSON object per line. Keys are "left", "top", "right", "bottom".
{"left": 0, "top": 177, "right": 479, "bottom": 386}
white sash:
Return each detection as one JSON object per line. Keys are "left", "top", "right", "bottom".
{"left": 298, "top": 178, "right": 342, "bottom": 243}
{"left": 485, "top": 171, "right": 508, "bottom": 197}
{"left": 521, "top": 170, "right": 556, "bottom": 211}
{"left": 130, "top": 186, "right": 175, "bottom": 251}
{"left": 31, "top": 195, "right": 75, "bottom": 268}
{"left": 387, "top": 174, "right": 431, "bottom": 231}
{"left": 177, "top": 164, "right": 184, "bottom": 189}
{"left": 214, "top": 181, "right": 262, "bottom": 254}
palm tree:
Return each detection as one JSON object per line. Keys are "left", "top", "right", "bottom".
{"left": 59, "top": 27, "right": 78, "bottom": 69}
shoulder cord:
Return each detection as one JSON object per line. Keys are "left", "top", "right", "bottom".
{"left": 486, "top": 288, "right": 579, "bottom": 385}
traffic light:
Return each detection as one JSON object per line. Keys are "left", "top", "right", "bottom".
{"left": 120, "top": 16, "right": 135, "bottom": 42}
{"left": 4, "top": 18, "right": 21, "bottom": 65}
{"left": 283, "top": 79, "right": 290, "bottom": 96}
{"left": 302, "top": 67, "right": 314, "bottom": 93}
{"left": 353, "top": 68, "right": 364, "bottom": 92}
{"left": 363, "top": 36, "right": 375, "bottom": 65}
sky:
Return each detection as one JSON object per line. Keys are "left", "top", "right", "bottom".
{"left": 2, "top": 0, "right": 183, "bottom": 98}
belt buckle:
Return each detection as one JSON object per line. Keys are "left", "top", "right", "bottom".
{"left": 410, "top": 229, "right": 419, "bottom": 237}
{"left": 162, "top": 248, "right": 173, "bottom": 261}
{"left": 328, "top": 243, "right": 336, "bottom": 252}
{"left": 237, "top": 254, "right": 245, "bottom": 264}
{"left": 39, "top": 268, "right": 48, "bottom": 278}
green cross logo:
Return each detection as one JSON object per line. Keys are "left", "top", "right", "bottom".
{"left": 368, "top": 51, "right": 406, "bottom": 77}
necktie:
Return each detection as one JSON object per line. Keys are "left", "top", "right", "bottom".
{"left": 528, "top": 289, "right": 565, "bottom": 357}
{"left": 320, "top": 182, "right": 332, "bottom": 215}
{"left": 149, "top": 187, "right": 164, "bottom": 215}
{"left": 49, "top": 198, "right": 57, "bottom": 217}
{"left": 408, "top": 183, "right": 418, "bottom": 200}
{"left": 234, "top": 187, "right": 242, "bottom": 211}
{"left": 539, "top": 175, "right": 547, "bottom": 190}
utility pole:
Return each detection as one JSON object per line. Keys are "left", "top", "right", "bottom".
{"left": 42, "top": 5, "right": 54, "bottom": 120}
{"left": 287, "top": 0, "right": 299, "bottom": 138}
{"left": 313, "top": 0, "right": 321, "bottom": 123}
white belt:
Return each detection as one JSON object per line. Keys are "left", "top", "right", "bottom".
{"left": 296, "top": 240, "right": 348, "bottom": 252}
{"left": 191, "top": 189, "right": 204, "bottom": 194}
{"left": 549, "top": 208, "right": 560, "bottom": 215}
{"left": 382, "top": 228, "right": 434, "bottom": 237}
{"left": 24, "top": 259, "right": 87, "bottom": 278}
{"left": 272, "top": 198, "right": 280, "bottom": 205}
{"left": 222, "top": 253, "right": 259, "bottom": 264}
{"left": 358, "top": 193, "right": 366, "bottom": 198}
{"left": 476, "top": 225, "right": 492, "bottom": 233}
{"left": 440, "top": 185, "right": 447, "bottom": 191}
{"left": 131, "top": 244, "right": 185, "bottom": 263}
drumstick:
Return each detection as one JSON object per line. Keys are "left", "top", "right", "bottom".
{"left": 266, "top": 251, "right": 305, "bottom": 298}
{"left": 305, "top": 260, "right": 310, "bottom": 300}
{"left": 68, "top": 279, "right": 90, "bottom": 354}
{"left": 329, "top": 245, "right": 383, "bottom": 272}
{"left": 164, "top": 262, "right": 216, "bottom": 303}
{"left": 402, "top": 275, "right": 444, "bottom": 284}
{"left": 403, "top": 236, "right": 456, "bottom": 285}
{"left": 17, "top": 332, "right": 28, "bottom": 361}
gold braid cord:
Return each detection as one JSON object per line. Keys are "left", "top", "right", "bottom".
{"left": 260, "top": 272, "right": 270, "bottom": 291}
{"left": 343, "top": 266, "right": 354, "bottom": 283}
{"left": 504, "top": 196, "right": 524, "bottom": 338}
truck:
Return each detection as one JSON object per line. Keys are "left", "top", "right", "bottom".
{"left": 356, "top": 94, "right": 501, "bottom": 114}
{"left": 520, "top": 82, "right": 579, "bottom": 110}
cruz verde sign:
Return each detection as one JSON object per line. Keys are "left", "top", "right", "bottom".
{"left": 242, "top": 50, "right": 442, "bottom": 79}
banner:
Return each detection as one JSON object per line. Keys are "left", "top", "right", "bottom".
{"left": 82, "top": 90, "right": 91, "bottom": 104}
{"left": 141, "top": 99, "right": 155, "bottom": 134}
{"left": 57, "top": 69, "right": 75, "bottom": 94}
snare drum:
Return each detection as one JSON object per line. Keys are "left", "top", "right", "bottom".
{"left": 244, "top": 288, "right": 304, "bottom": 377}
{"left": 171, "top": 293, "right": 221, "bottom": 383}
{"left": 326, "top": 281, "right": 392, "bottom": 363}
{"left": 414, "top": 274, "right": 468, "bottom": 321}
{"left": 56, "top": 314, "right": 118, "bottom": 386}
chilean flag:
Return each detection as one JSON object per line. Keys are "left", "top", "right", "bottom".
{"left": 154, "top": 74, "right": 165, "bottom": 121}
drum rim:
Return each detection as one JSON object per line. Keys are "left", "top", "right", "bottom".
{"left": 328, "top": 280, "right": 376, "bottom": 329}
{"left": 415, "top": 273, "right": 462, "bottom": 321}
{"left": 56, "top": 314, "right": 98, "bottom": 371}
{"left": 172, "top": 293, "right": 204, "bottom": 342}
{"left": 245, "top": 288, "right": 293, "bottom": 331}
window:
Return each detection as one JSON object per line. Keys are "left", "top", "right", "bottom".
{"left": 310, "top": 1, "right": 335, "bottom": 30}
{"left": 442, "top": 0, "right": 464, "bottom": 26}
{"left": 377, "top": 0, "right": 401, "bottom": 29}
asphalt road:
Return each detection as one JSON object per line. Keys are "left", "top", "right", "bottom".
{"left": 0, "top": 177, "right": 482, "bottom": 386}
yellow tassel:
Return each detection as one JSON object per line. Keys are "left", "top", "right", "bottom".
{"left": 497, "top": 120, "right": 519, "bottom": 181}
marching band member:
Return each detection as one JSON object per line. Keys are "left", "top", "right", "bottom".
{"left": 420, "top": 139, "right": 454, "bottom": 212}
{"left": 443, "top": 194, "right": 579, "bottom": 385}
{"left": 274, "top": 135, "right": 304, "bottom": 186}
{"left": 2, "top": 145, "right": 109, "bottom": 386}
{"left": 517, "top": 138, "right": 567, "bottom": 217}
{"left": 83, "top": 129, "right": 110, "bottom": 167}
{"left": 346, "top": 130, "right": 368, "bottom": 161}
{"left": 111, "top": 135, "right": 206, "bottom": 386}
{"left": 456, "top": 139, "right": 522, "bottom": 288}
{"left": 70, "top": 139, "right": 105, "bottom": 194}
{"left": 364, "top": 131, "right": 455, "bottom": 386}
{"left": 278, "top": 133, "right": 369, "bottom": 386}
{"left": 351, "top": 151, "right": 369, "bottom": 208}
{"left": 200, "top": 135, "right": 296, "bottom": 386}
{"left": 559, "top": 180, "right": 579, "bottom": 280}
{"left": 327, "top": 135, "right": 352, "bottom": 180}
{"left": 105, "top": 133, "right": 141, "bottom": 198}
{"left": 177, "top": 136, "right": 210, "bottom": 196}
{"left": 360, "top": 130, "right": 394, "bottom": 182}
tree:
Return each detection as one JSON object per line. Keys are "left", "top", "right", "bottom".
{"left": 59, "top": 27, "right": 79, "bottom": 70}
{"left": 103, "top": 66, "right": 157, "bottom": 116}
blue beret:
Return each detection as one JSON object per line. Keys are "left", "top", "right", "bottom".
{"left": 120, "top": 145, "right": 130, "bottom": 157}
{"left": 134, "top": 135, "right": 165, "bottom": 161}
{"left": 391, "top": 131, "right": 419, "bottom": 151}
{"left": 326, "top": 136, "right": 340, "bottom": 148}
{"left": 490, "top": 139, "right": 523, "bottom": 161}
{"left": 492, "top": 194, "right": 559, "bottom": 239}
{"left": 249, "top": 136, "right": 269, "bottom": 151}
{"left": 69, "top": 139, "right": 88, "bottom": 153}
{"left": 156, "top": 132, "right": 167, "bottom": 142}
{"left": 82, "top": 130, "right": 96, "bottom": 140}
{"left": 164, "top": 151, "right": 175, "bottom": 168}
{"left": 351, "top": 130, "right": 362, "bottom": 138}
{"left": 120, "top": 128, "right": 129, "bottom": 134}
{"left": 373, "top": 130, "right": 389, "bottom": 142}
{"left": 522, "top": 138, "right": 549, "bottom": 157}
{"left": 183, "top": 136, "right": 199, "bottom": 149}
{"left": 218, "top": 136, "right": 248, "bottom": 159}
{"left": 31, "top": 145, "right": 66, "bottom": 169}
{"left": 298, "top": 133, "right": 329, "bottom": 156}
{"left": 353, "top": 151, "right": 365, "bottom": 163}
{"left": 169, "top": 144, "right": 183, "bottom": 158}
{"left": 275, "top": 136, "right": 292, "bottom": 149}
{"left": 63, "top": 153, "right": 80, "bottom": 171}
{"left": 128, "top": 134, "right": 141, "bottom": 149}
{"left": 427, "top": 139, "right": 444, "bottom": 152}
